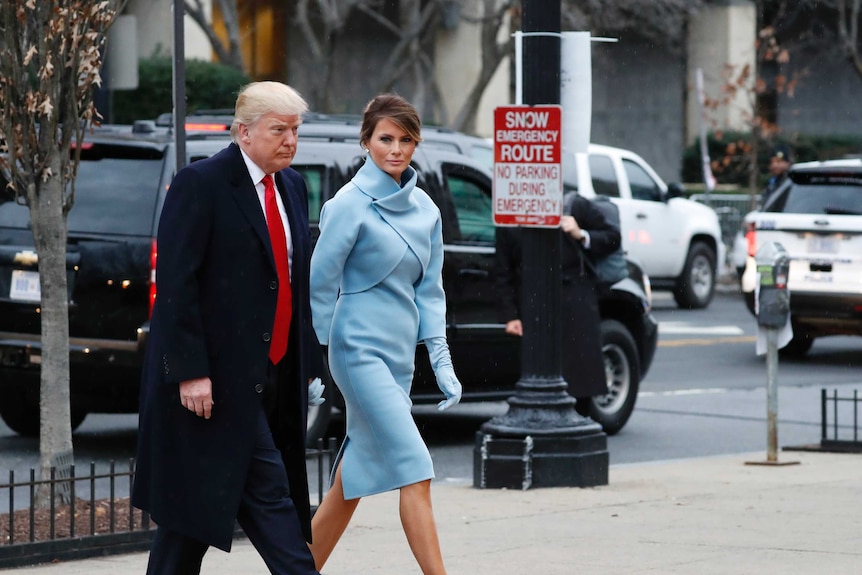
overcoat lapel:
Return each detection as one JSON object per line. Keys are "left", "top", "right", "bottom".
{"left": 225, "top": 143, "right": 277, "bottom": 272}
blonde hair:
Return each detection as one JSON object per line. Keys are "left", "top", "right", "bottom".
{"left": 230, "top": 82, "right": 308, "bottom": 142}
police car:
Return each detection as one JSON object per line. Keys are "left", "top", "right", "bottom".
{"left": 740, "top": 158, "right": 862, "bottom": 355}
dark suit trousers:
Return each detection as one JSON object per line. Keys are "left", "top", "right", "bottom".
{"left": 145, "top": 404, "right": 318, "bottom": 575}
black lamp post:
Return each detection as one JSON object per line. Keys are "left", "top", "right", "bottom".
{"left": 473, "top": 0, "right": 608, "bottom": 490}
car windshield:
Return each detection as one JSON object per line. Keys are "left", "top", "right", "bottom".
{"left": 771, "top": 180, "right": 862, "bottom": 215}
{"left": 0, "top": 144, "right": 165, "bottom": 236}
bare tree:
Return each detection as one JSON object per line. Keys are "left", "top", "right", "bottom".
{"left": 294, "top": 0, "right": 365, "bottom": 112}
{"left": 448, "top": 0, "right": 516, "bottom": 132}
{"left": 185, "top": 0, "right": 244, "bottom": 71}
{"left": 563, "top": 0, "right": 706, "bottom": 50}
{"left": 833, "top": 0, "right": 862, "bottom": 76}
{"left": 700, "top": 1, "right": 805, "bottom": 201}
{"left": 0, "top": 0, "right": 122, "bottom": 504}
{"left": 173, "top": 0, "right": 714, "bottom": 131}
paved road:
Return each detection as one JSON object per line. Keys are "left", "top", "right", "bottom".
{"left": 2, "top": 290, "right": 861, "bottom": 502}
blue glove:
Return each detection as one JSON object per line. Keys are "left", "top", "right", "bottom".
{"left": 425, "top": 337, "right": 462, "bottom": 411}
{"left": 308, "top": 377, "right": 326, "bottom": 407}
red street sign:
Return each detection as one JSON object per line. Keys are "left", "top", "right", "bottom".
{"left": 493, "top": 105, "right": 562, "bottom": 227}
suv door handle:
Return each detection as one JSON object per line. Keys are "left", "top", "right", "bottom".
{"left": 459, "top": 269, "right": 489, "bottom": 278}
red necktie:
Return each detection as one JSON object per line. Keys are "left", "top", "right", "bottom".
{"left": 263, "top": 175, "right": 292, "bottom": 364}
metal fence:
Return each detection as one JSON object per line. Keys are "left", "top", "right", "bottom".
{"left": 689, "top": 192, "right": 760, "bottom": 247}
{"left": 821, "top": 389, "right": 862, "bottom": 452}
{"left": 0, "top": 438, "right": 339, "bottom": 568}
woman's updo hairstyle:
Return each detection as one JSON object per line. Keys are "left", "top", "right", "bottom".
{"left": 359, "top": 93, "right": 423, "bottom": 149}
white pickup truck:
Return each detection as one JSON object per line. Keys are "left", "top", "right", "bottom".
{"left": 565, "top": 144, "right": 725, "bottom": 309}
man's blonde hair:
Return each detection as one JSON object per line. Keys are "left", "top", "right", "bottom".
{"left": 230, "top": 82, "right": 308, "bottom": 142}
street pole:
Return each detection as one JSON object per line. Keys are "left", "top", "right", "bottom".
{"left": 474, "top": 0, "right": 608, "bottom": 490}
{"left": 172, "top": 0, "right": 187, "bottom": 172}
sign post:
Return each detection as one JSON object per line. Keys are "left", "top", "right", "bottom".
{"left": 475, "top": 0, "right": 609, "bottom": 491}
{"left": 493, "top": 105, "right": 562, "bottom": 228}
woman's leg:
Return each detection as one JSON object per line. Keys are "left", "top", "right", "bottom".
{"left": 400, "top": 480, "right": 447, "bottom": 575}
{"left": 308, "top": 462, "right": 360, "bottom": 571}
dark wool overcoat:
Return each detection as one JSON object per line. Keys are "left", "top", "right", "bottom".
{"left": 132, "top": 143, "right": 321, "bottom": 551}
{"left": 494, "top": 193, "right": 621, "bottom": 398}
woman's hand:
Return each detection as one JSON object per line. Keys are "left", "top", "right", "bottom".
{"left": 308, "top": 377, "right": 326, "bottom": 406}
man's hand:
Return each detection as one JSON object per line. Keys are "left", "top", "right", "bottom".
{"left": 560, "top": 215, "right": 584, "bottom": 241}
{"left": 179, "top": 377, "right": 214, "bottom": 419}
{"left": 505, "top": 319, "right": 523, "bottom": 336}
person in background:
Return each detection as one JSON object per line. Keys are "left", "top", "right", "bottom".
{"left": 761, "top": 143, "right": 793, "bottom": 208}
{"left": 133, "top": 81, "right": 324, "bottom": 575}
{"left": 494, "top": 192, "right": 621, "bottom": 419}
{"left": 308, "top": 93, "right": 462, "bottom": 575}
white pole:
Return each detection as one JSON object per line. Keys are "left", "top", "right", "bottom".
{"left": 695, "top": 68, "right": 716, "bottom": 204}
{"left": 514, "top": 31, "right": 523, "bottom": 105}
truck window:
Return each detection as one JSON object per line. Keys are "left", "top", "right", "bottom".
{"left": 589, "top": 154, "right": 619, "bottom": 197}
{"left": 447, "top": 173, "right": 494, "bottom": 243}
{"left": 624, "top": 159, "right": 662, "bottom": 202}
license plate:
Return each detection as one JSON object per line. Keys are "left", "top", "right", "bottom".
{"left": 9, "top": 270, "right": 41, "bottom": 302}
{"left": 807, "top": 235, "right": 839, "bottom": 254}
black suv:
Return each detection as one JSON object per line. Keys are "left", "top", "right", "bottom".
{"left": 0, "top": 119, "right": 657, "bottom": 440}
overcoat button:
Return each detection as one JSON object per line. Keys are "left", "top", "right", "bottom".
{"left": 262, "top": 332, "right": 271, "bottom": 342}
{"left": 254, "top": 383, "right": 264, "bottom": 393}
{"left": 270, "top": 280, "right": 278, "bottom": 290}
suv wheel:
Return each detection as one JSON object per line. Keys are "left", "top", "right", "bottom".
{"left": 0, "top": 388, "right": 87, "bottom": 436}
{"left": 674, "top": 242, "right": 716, "bottom": 309}
{"left": 779, "top": 327, "right": 815, "bottom": 357}
{"left": 577, "top": 319, "right": 641, "bottom": 435}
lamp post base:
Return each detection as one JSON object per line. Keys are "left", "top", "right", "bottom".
{"left": 473, "top": 389, "right": 609, "bottom": 489}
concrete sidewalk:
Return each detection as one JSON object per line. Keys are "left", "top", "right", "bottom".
{"left": 5, "top": 450, "right": 861, "bottom": 574}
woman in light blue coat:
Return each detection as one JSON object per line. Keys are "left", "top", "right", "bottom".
{"left": 308, "top": 94, "right": 462, "bottom": 574}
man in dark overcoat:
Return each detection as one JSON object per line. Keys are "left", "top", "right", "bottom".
{"left": 494, "top": 192, "right": 621, "bottom": 411}
{"left": 132, "top": 81, "right": 323, "bottom": 575}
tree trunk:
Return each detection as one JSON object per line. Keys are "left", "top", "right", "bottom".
{"left": 31, "top": 148, "right": 74, "bottom": 506}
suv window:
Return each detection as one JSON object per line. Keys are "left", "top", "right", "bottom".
{"left": 771, "top": 181, "right": 862, "bottom": 215}
{"left": 469, "top": 144, "right": 494, "bottom": 170}
{"left": 0, "top": 145, "right": 164, "bottom": 236}
{"left": 623, "top": 158, "right": 662, "bottom": 201}
{"left": 447, "top": 172, "right": 494, "bottom": 243}
{"left": 589, "top": 154, "right": 619, "bottom": 197}
{"left": 294, "top": 165, "right": 324, "bottom": 223}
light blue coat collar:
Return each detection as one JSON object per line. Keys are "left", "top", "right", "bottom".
{"left": 352, "top": 158, "right": 418, "bottom": 213}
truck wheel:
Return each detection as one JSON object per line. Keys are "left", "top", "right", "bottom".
{"left": 0, "top": 389, "right": 87, "bottom": 436}
{"left": 674, "top": 242, "right": 716, "bottom": 309}
{"left": 577, "top": 319, "right": 641, "bottom": 435}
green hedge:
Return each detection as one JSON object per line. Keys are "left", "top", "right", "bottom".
{"left": 111, "top": 56, "right": 250, "bottom": 124}
{"left": 682, "top": 132, "right": 862, "bottom": 187}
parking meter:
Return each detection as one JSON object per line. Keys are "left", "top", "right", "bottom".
{"left": 755, "top": 242, "right": 790, "bottom": 328}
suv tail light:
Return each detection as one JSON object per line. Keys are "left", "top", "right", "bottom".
{"left": 745, "top": 222, "right": 757, "bottom": 257}
{"left": 148, "top": 239, "right": 157, "bottom": 318}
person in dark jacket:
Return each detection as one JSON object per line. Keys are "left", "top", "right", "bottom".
{"left": 132, "top": 81, "right": 324, "bottom": 575}
{"left": 760, "top": 143, "right": 793, "bottom": 208}
{"left": 495, "top": 192, "right": 621, "bottom": 413}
